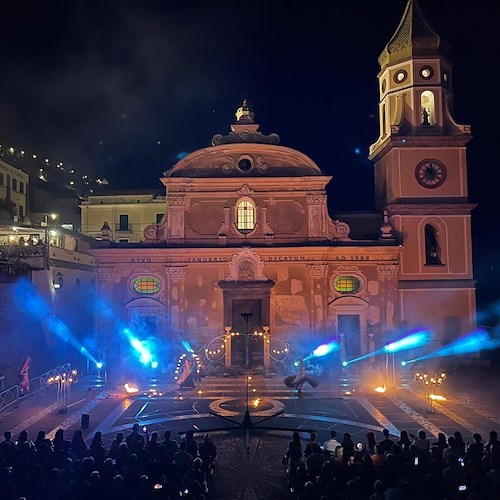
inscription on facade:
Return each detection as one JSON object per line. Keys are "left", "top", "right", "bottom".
{"left": 130, "top": 257, "right": 152, "bottom": 263}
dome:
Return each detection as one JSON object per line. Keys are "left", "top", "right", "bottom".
{"left": 163, "top": 100, "right": 323, "bottom": 178}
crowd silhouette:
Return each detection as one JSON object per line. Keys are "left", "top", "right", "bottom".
{"left": 0, "top": 425, "right": 217, "bottom": 499}
{"left": 1, "top": 424, "right": 500, "bottom": 499}
{"left": 283, "top": 428, "right": 500, "bottom": 499}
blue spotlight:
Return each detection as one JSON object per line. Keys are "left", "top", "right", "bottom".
{"left": 384, "top": 330, "right": 430, "bottom": 353}
{"left": 342, "top": 361, "right": 348, "bottom": 367}
{"left": 181, "top": 340, "right": 194, "bottom": 353}
{"left": 406, "top": 328, "right": 500, "bottom": 363}
{"left": 293, "top": 360, "right": 301, "bottom": 367}
{"left": 151, "top": 361, "right": 158, "bottom": 369}
{"left": 312, "top": 342, "right": 339, "bottom": 357}
{"left": 401, "top": 361, "right": 407, "bottom": 366}
{"left": 123, "top": 328, "right": 154, "bottom": 366}
{"left": 96, "top": 361, "right": 103, "bottom": 369}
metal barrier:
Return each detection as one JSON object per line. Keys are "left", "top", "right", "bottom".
{"left": 0, "top": 363, "right": 71, "bottom": 413}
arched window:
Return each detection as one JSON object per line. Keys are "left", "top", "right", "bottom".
{"left": 420, "top": 91, "right": 435, "bottom": 125}
{"left": 424, "top": 224, "right": 442, "bottom": 265}
{"left": 236, "top": 199, "right": 255, "bottom": 232}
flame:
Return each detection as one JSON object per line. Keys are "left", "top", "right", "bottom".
{"left": 374, "top": 385, "right": 387, "bottom": 393}
{"left": 429, "top": 394, "right": 446, "bottom": 401}
{"left": 252, "top": 398, "right": 260, "bottom": 408}
{"left": 124, "top": 383, "right": 139, "bottom": 394}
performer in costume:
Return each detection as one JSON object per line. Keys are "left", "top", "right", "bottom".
{"left": 284, "top": 359, "right": 319, "bottom": 393}
{"left": 176, "top": 356, "right": 196, "bottom": 389}
{"left": 19, "top": 356, "right": 31, "bottom": 396}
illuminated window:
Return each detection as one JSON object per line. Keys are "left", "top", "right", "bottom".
{"left": 236, "top": 199, "right": 255, "bottom": 232}
{"left": 420, "top": 91, "right": 435, "bottom": 125}
{"left": 333, "top": 275, "right": 361, "bottom": 294}
{"left": 133, "top": 277, "right": 161, "bottom": 294}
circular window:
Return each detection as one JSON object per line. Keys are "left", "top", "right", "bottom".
{"left": 333, "top": 275, "right": 361, "bottom": 294}
{"left": 133, "top": 277, "right": 161, "bottom": 294}
{"left": 394, "top": 70, "right": 407, "bottom": 84}
{"left": 238, "top": 158, "right": 252, "bottom": 172}
{"left": 420, "top": 66, "right": 433, "bottom": 79}
{"left": 381, "top": 80, "right": 386, "bottom": 93}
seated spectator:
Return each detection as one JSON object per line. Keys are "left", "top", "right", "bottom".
{"left": 432, "top": 432, "right": 448, "bottom": 452}
{"left": 411, "top": 430, "right": 430, "bottom": 453}
{"left": 17, "top": 430, "right": 35, "bottom": 449}
{"left": 288, "top": 464, "right": 308, "bottom": 497}
{"left": 378, "top": 428, "right": 394, "bottom": 455}
{"left": 186, "top": 457, "right": 207, "bottom": 493}
{"left": 161, "top": 429, "right": 179, "bottom": 462}
{"left": 341, "top": 432, "right": 355, "bottom": 463}
{"left": 296, "top": 480, "right": 316, "bottom": 499}
{"left": 34, "top": 431, "right": 47, "bottom": 449}
{"left": 126, "top": 423, "right": 145, "bottom": 456}
{"left": 70, "top": 429, "right": 88, "bottom": 459}
{"left": 145, "top": 431, "right": 161, "bottom": 463}
{"left": 323, "top": 430, "right": 342, "bottom": 459}
{"left": 109, "top": 432, "right": 124, "bottom": 459}
{"left": 466, "top": 433, "right": 484, "bottom": 462}
{"left": 485, "top": 455, "right": 500, "bottom": 491}
{"left": 442, "top": 454, "right": 466, "bottom": 496}
{"left": 370, "top": 444, "right": 386, "bottom": 467}
{"left": 284, "top": 430, "right": 304, "bottom": 474}
{"left": 368, "top": 479, "right": 385, "bottom": 500}
{"left": 173, "top": 440, "right": 194, "bottom": 476}
{"left": 183, "top": 429, "right": 199, "bottom": 458}
{"left": 486, "top": 430, "right": 500, "bottom": 454}
{"left": 366, "top": 431, "right": 377, "bottom": 455}
{"left": 52, "top": 428, "right": 71, "bottom": 456}
{"left": 198, "top": 433, "right": 217, "bottom": 473}
{"left": 122, "top": 453, "right": 142, "bottom": 491}
{"left": 89, "top": 431, "right": 106, "bottom": 461}
{"left": 305, "top": 442, "right": 325, "bottom": 479}
{"left": 454, "top": 431, "right": 466, "bottom": 456}
{"left": 303, "top": 431, "right": 319, "bottom": 458}
{"left": 442, "top": 436, "right": 463, "bottom": 464}
{"left": 395, "top": 430, "right": 411, "bottom": 456}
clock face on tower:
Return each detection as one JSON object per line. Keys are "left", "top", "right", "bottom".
{"left": 415, "top": 159, "right": 447, "bottom": 188}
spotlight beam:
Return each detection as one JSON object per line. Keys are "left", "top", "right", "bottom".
{"left": 403, "top": 329, "right": 500, "bottom": 364}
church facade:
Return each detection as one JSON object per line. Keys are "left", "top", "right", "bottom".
{"left": 90, "top": 1, "right": 476, "bottom": 369}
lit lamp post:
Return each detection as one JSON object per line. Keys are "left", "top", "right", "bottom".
{"left": 415, "top": 370, "right": 446, "bottom": 413}
{"left": 428, "top": 372, "right": 446, "bottom": 413}
{"left": 48, "top": 369, "right": 79, "bottom": 413}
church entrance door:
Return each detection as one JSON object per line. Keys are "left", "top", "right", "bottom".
{"left": 339, "top": 314, "right": 361, "bottom": 358}
{"left": 230, "top": 299, "right": 263, "bottom": 369}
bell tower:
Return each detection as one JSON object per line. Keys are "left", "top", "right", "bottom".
{"left": 368, "top": 0, "right": 477, "bottom": 341}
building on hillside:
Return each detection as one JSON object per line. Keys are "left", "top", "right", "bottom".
{"left": 0, "top": 224, "right": 97, "bottom": 386}
{"left": 80, "top": 189, "right": 166, "bottom": 243}
{"left": 88, "top": 0, "right": 476, "bottom": 374}
{"left": 0, "top": 159, "right": 28, "bottom": 222}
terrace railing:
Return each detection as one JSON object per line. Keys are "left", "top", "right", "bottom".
{"left": 0, "top": 362, "right": 71, "bottom": 413}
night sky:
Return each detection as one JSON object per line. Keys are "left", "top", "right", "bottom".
{"left": 0, "top": 1, "right": 498, "bottom": 324}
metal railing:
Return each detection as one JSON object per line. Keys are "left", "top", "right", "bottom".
{"left": 0, "top": 363, "right": 71, "bottom": 413}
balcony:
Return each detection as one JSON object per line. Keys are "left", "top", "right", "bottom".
{"left": 0, "top": 243, "right": 46, "bottom": 275}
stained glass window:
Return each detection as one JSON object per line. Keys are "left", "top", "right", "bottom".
{"left": 333, "top": 275, "right": 360, "bottom": 294}
{"left": 133, "top": 277, "right": 160, "bottom": 294}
